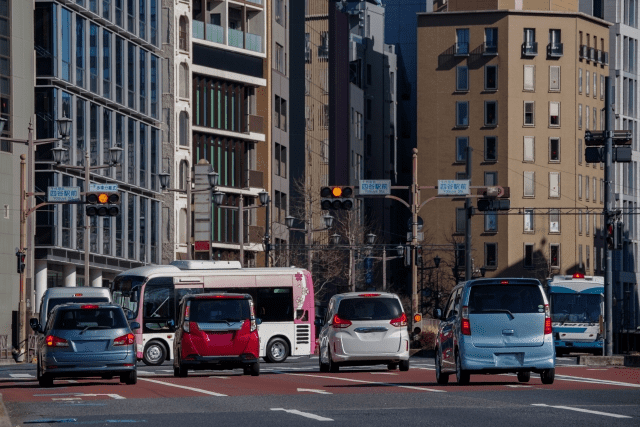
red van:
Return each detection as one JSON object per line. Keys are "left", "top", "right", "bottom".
{"left": 173, "top": 293, "right": 261, "bottom": 377}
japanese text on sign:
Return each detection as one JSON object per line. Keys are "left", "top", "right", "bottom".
{"left": 89, "top": 183, "right": 119, "bottom": 192}
{"left": 437, "top": 180, "right": 470, "bottom": 196}
{"left": 359, "top": 180, "right": 391, "bottom": 195}
{"left": 47, "top": 186, "right": 81, "bottom": 202}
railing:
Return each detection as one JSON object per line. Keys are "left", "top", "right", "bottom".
{"left": 245, "top": 0, "right": 262, "bottom": 4}
{"left": 247, "top": 114, "right": 264, "bottom": 134}
{"left": 248, "top": 170, "right": 264, "bottom": 188}
{"left": 589, "top": 47, "right": 596, "bottom": 61}
{"left": 580, "top": 45, "right": 588, "bottom": 59}
{"left": 483, "top": 42, "right": 498, "bottom": 55}
{"left": 454, "top": 42, "right": 469, "bottom": 56}
{"left": 305, "top": 49, "right": 311, "bottom": 62}
{"left": 206, "top": 23, "right": 224, "bottom": 44}
{"left": 317, "top": 46, "right": 328, "bottom": 60}
{"left": 547, "top": 43, "right": 563, "bottom": 57}
{"left": 521, "top": 42, "right": 538, "bottom": 56}
{"left": 192, "top": 20, "right": 205, "bottom": 40}
{"left": 245, "top": 32, "right": 262, "bottom": 53}
{"left": 0, "top": 335, "right": 9, "bottom": 359}
{"left": 228, "top": 28, "right": 244, "bottom": 49}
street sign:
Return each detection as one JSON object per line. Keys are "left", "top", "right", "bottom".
{"left": 438, "top": 180, "right": 470, "bottom": 196}
{"left": 359, "top": 179, "right": 391, "bottom": 195}
{"left": 89, "top": 183, "right": 119, "bottom": 192}
{"left": 47, "top": 186, "right": 81, "bottom": 202}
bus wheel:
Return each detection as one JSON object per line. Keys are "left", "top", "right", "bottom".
{"left": 265, "top": 337, "right": 289, "bottom": 363}
{"left": 143, "top": 341, "right": 166, "bottom": 366}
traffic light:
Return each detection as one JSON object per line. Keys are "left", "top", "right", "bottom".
{"left": 476, "top": 198, "right": 510, "bottom": 212}
{"left": 615, "top": 221, "right": 624, "bottom": 250}
{"left": 16, "top": 251, "right": 25, "bottom": 274}
{"left": 85, "top": 192, "right": 120, "bottom": 217}
{"left": 606, "top": 222, "right": 615, "bottom": 250}
{"left": 320, "top": 186, "right": 354, "bottom": 210}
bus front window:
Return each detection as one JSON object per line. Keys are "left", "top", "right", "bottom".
{"left": 112, "top": 276, "right": 145, "bottom": 320}
{"left": 550, "top": 294, "right": 602, "bottom": 324}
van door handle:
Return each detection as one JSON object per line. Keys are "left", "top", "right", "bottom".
{"left": 502, "top": 329, "right": 515, "bottom": 335}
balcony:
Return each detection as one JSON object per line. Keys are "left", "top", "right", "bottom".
{"left": 247, "top": 114, "right": 264, "bottom": 134}
{"left": 245, "top": 32, "right": 262, "bottom": 53}
{"left": 521, "top": 42, "right": 538, "bottom": 56}
{"left": 305, "top": 48, "right": 311, "bottom": 63}
{"left": 579, "top": 45, "right": 588, "bottom": 59}
{"left": 228, "top": 28, "right": 244, "bottom": 49}
{"left": 318, "top": 45, "right": 328, "bottom": 60}
{"left": 589, "top": 47, "right": 596, "bottom": 61}
{"left": 454, "top": 42, "right": 469, "bottom": 56}
{"left": 483, "top": 42, "right": 498, "bottom": 55}
{"left": 547, "top": 43, "right": 563, "bottom": 57}
{"left": 206, "top": 23, "right": 224, "bottom": 44}
{"left": 193, "top": 20, "right": 204, "bottom": 40}
{"left": 248, "top": 170, "right": 263, "bottom": 188}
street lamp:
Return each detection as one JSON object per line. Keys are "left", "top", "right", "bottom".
{"left": 353, "top": 232, "right": 406, "bottom": 291}
{"left": 258, "top": 190, "right": 271, "bottom": 267}
{"left": 286, "top": 214, "right": 334, "bottom": 271}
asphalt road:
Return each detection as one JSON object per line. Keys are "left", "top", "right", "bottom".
{"left": 1, "top": 355, "right": 638, "bottom": 427}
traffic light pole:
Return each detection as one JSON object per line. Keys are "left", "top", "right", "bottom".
{"left": 18, "top": 155, "right": 27, "bottom": 362}
{"left": 604, "top": 76, "right": 614, "bottom": 356}
{"left": 465, "top": 146, "right": 473, "bottom": 281}
{"left": 84, "top": 151, "right": 91, "bottom": 285}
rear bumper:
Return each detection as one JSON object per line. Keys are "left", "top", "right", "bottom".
{"left": 180, "top": 354, "right": 259, "bottom": 370}
{"left": 459, "top": 342, "right": 555, "bottom": 372}
{"left": 43, "top": 363, "right": 136, "bottom": 377}
{"left": 555, "top": 340, "right": 603, "bottom": 349}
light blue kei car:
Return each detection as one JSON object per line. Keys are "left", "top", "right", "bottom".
{"left": 433, "top": 278, "right": 555, "bottom": 385}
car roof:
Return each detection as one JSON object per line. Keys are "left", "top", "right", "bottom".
{"left": 459, "top": 278, "right": 543, "bottom": 288}
{"left": 52, "top": 302, "right": 121, "bottom": 310}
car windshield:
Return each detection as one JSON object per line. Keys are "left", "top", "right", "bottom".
{"left": 550, "top": 294, "right": 601, "bottom": 323}
{"left": 190, "top": 299, "right": 251, "bottom": 323}
{"left": 337, "top": 298, "right": 403, "bottom": 321}
{"left": 48, "top": 297, "right": 110, "bottom": 314}
{"left": 468, "top": 285, "right": 544, "bottom": 314}
{"left": 53, "top": 308, "right": 128, "bottom": 330}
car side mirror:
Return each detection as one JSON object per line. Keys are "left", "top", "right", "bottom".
{"left": 129, "top": 322, "right": 141, "bottom": 330}
{"left": 29, "top": 318, "right": 41, "bottom": 333}
{"left": 433, "top": 309, "right": 442, "bottom": 320}
{"left": 255, "top": 318, "right": 262, "bottom": 325}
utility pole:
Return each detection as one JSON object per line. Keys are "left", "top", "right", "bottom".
{"left": 465, "top": 146, "right": 473, "bottom": 281}
{"left": 604, "top": 76, "right": 614, "bottom": 356}
{"left": 411, "top": 148, "right": 419, "bottom": 323}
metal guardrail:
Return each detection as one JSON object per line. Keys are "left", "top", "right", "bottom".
{"left": 0, "top": 335, "right": 8, "bottom": 359}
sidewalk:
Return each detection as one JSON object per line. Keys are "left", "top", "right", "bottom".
{"left": 577, "top": 355, "right": 640, "bottom": 367}
{"left": 0, "top": 394, "right": 11, "bottom": 427}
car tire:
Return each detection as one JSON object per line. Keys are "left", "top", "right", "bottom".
{"left": 143, "top": 341, "right": 166, "bottom": 366}
{"left": 517, "top": 371, "right": 531, "bottom": 383}
{"left": 399, "top": 359, "right": 410, "bottom": 372}
{"left": 328, "top": 349, "right": 339, "bottom": 373}
{"left": 36, "top": 360, "right": 42, "bottom": 381}
{"left": 455, "top": 351, "right": 470, "bottom": 385}
{"left": 173, "top": 366, "right": 180, "bottom": 377}
{"left": 39, "top": 373, "right": 53, "bottom": 388}
{"left": 540, "top": 368, "right": 555, "bottom": 385}
{"left": 175, "top": 359, "right": 188, "bottom": 377}
{"left": 387, "top": 363, "right": 398, "bottom": 371}
{"left": 435, "top": 349, "right": 449, "bottom": 385}
{"left": 249, "top": 362, "right": 260, "bottom": 377}
{"left": 121, "top": 370, "right": 137, "bottom": 385}
{"left": 265, "top": 337, "right": 289, "bottom": 363}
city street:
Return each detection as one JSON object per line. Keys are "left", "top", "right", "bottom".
{"left": 1, "top": 355, "right": 638, "bottom": 426}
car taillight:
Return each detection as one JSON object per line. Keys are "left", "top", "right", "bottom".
{"left": 114, "top": 333, "right": 135, "bottom": 346}
{"left": 250, "top": 319, "right": 257, "bottom": 332}
{"left": 81, "top": 305, "right": 99, "bottom": 309}
{"left": 544, "top": 304, "right": 552, "bottom": 335}
{"left": 332, "top": 314, "right": 352, "bottom": 329}
{"left": 390, "top": 312, "right": 407, "bottom": 327}
{"left": 461, "top": 306, "right": 471, "bottom": 335}
{"left": 46, "top": 335, "right": 69, "bottom": 347}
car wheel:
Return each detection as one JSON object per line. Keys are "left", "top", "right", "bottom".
{"left": 249, "top": 362, "right": 260, "bottom": 377}
{"left": 175, "top": 359, "right": 188, "bottom": 377}
{"left": 517, "top": 371, "right": 531, "bottom": 383}
{"left": 399, "top": 359, "right": 410, "bottom": 372}
{"left": 121, "top": 370, "right": 137, "bottom": 385}
{"left": 143, "top": 341, "right": 166, "bottom": 366}
{"left": 36, "top": 360, "right": 42, "bottom": 381}
{"left": 265, "top": 338, "right": 289, "bottom": 363}
{"left": 455, "top": 351, "right": 470, "bottom": 385}
{"left": 387, "top": 363, "right": 398, "bottom": 371}
{"left": 540, "top": 368, "right": 555, "bottom": 385}
{"left": 435, "top": 349, "right": 449, "bottom": 385}
{"left": 38, "top": 373, "right": 53, "bottom": 388}
{"left": 173, "top": 366, "right": 180, "bottom": 377}
{"left": 328, "top": 349, "right": 339, "bottom": 373}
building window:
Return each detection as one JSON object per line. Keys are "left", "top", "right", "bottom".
{"left": 586, "top": 106, "right": 590, "bottom": 130}
{"left": 523, "top": 28, "right": 537, "bottom": 55}
{"left": 549, "top": 29, "right": 562, "bottom": 56}
{"left": 456, "top": 101, "right": 469, "bottom": 127}
{"left": 586, "top": 175, "right": 590, "bottom": 200}
{"left": 139, "top": 49, "right": 146, "bottom": 114}
{"left": 549, "top": 101, "right": 560, "bottom": 127}
{"left": 456, "top": 208, "right": 466, "bottom": 233}
{"left": 127, "top": 0, "right": 135, "bottom": 33}
{"left": 484, "top": 171, "right": 497, "bottom": 186}
{"left": 586, "top": 70, "right": 590, "bottom": 95}
{"left": 549, "top": 172, "right": 560, "bottom": 198}
{"left": 593, "top": 107, "right": 597, "bottom": 130}
{"left": 115, "top": 36, "right": 124, "bottom": 104}
{"left": 485, "top": 65, "right": 497, "bottom": 90}
{"left": 127, "top": 42, "right": 135, "bottom": 109}
{"left": 456, "top": 136, "right": 468, "bottom": 162}
{"left": 523, "top": 64, "right": 535, "bottom": 91}
{"left": 484, "top": 136, "right": 497, "bottom": 161}
{"left": 549, "top": 209, "right": 560, "bottom": 233}
{"left": 579, "top": 68, "right": 582, "bottom": 94}
{"left": 484, "top": 101, "right": 497, "bottom": 126}
{"left": 578, "top": 104, "right": 582, "bottom": 129}
{"left": 524, "top": 171, "right": 535, "bottom": 197}
{"left": 76, "top": 16, "right": 85, "bottom": 88}
{"left": 579, "top": 244, "right": 583, "bottom": 269}
{"left": 578, "top": 209, "right": 583, "bottom": 234}
{"left": 524, "top": 209, "right": 534, "bottom": 232}
{"left": 600, "top": 74, "right": 604, "bottom": 100}
{"left": 179, "top": 111, "right": 189, "bottom": 146}
{"left": 179, "top": 15, "right": 188, "bottom": 51}
{"left": 179, "top": 63, "right": 189, "bottom": 99}
{"left": 549, "top": 65, "right": 560, "bottom": 91}
{"left": 524, "top": 243, "right": 534, "bottom": 268}
{"left": 550, "top": 244, "right": 560, "bottom": 268}
{"left": 456, "top": 66, "right": 468, "bottom": 91}
{"left": 275, "top": 43, "right": 285, "bottom": 74}
{"left": 524, "top": 101, "right": 535, "bottom": 126}
{"left": 523, "top": 136, "right": 534, "bottom": 162}
{"left": 578, "top": 138, "right": 583, "bottom": 164}
{"left": 549, "top": 138, "right": 560, "bottom": 162}
{"left": 456, "top": 28, "right": 469, "bottom": 55}
{"left": 484, "top": 212, "right": 497, "bottom": 232}
{"left": 593, "top": 177, "right": 597, "bottom": 204}
{"left": 593, "top": 72, "right": 597, "bottom": 98}
{"left": 485, "top": 243, "right": 497, "bottom": 268}
{"left": 484, "top": 28, "right": 498, "bottom": 54}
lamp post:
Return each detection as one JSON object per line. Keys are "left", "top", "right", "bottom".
{"left": 417, "top": 255, "right": 441, "bottom": 317}
{"left": 0, "top": 115, "right": 74, "bottom": 362}
{"left": 258, "top": 190, "right": 271, "bottom": 267}
{"left": 285, "top": 214, "right": 334, "bottom": 272}
{"left": 362, "top": 233, "right": 405, "bottom": 291}
{"left": 158, "top": 168, "right": 219, "bottom": 260}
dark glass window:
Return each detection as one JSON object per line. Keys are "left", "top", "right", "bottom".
{"left": 90, "top": 24, "right": 98, "bottom": 93}
{"left": 337, "top": 298, "right": 403, "bottom": 321}
{"left": 189, "top": 298, "right": 251, "bottom": 322}
{"left": 76, "top": 16, "right": 85, "bottom": 88}
{"left": 115, "top": 36, "right": 123, "bottom": 104}
{"left": 127, "top": 42, "right": 135, "bottom": 109}
{"left": 103, "top": 29, "right": 111, "bottom": 98}
{"left": 469, "top": 284, "right": 544, "bottom": 314}
{"left": 53, "top": 307, "right": 127, "bottom": 330}
{"left": 139, "top": 49, "right": 146, "bottom": 114}
{"left": 255, "top": 288, "right": 293, "bottom": 322}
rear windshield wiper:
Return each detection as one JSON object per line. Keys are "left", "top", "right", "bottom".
{"left": 79, "top": 325, "right": 110, "bottom": 334}
{"left": 475, "top": 309, "right": 515, "bottom": 320}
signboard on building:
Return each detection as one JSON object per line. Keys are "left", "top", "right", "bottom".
{"left": 437, "top": 180, "right": 470, "bottom": 196}
{"left": 359, "top": 180, "right": 391, "bottom": 195}
{"left": 89, "top": 183, "right": 119, "bottom": 192}
{"left": 47, "top": 186, "right": 81, "bottom": 202}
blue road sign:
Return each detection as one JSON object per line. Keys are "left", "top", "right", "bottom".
{"left": 47, "top": 186, "right": 81, "bottom": 202}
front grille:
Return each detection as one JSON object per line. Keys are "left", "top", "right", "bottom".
{"left": 296, "top": 324, "right": 310, "bottom": 344}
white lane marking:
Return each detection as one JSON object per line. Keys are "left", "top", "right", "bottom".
{"left": 586, "top": 369, "right": 608, "bottom": 371}
{"left": 271, "top": 408, "right": 333, "bottom": 422}
{"left": 67, "top": 380, "right": 78, "bottom": 383}
{"left": 370, "top": 372, "right": 398, "bottom": 375}
{"left": 284, "top": 372, "right": 446, "bottom": 393}
{"left": 555, "top": 374, "right": 640, "bottom": 388}
{"left": 506, "top": 385, "right": 532, "bottom": 388}
{"left": 81, "top": 394, "right": 126, "bottom": 400}
{"left": 208, "top": 376, "right": 229, "bottom": 379}
{"left": 52, "top": 398, "right": 82, "bottom": 401}
{"left": 10, "top": 373, "right": 35, "bottom": 378}
{"left": 532, "top": 404, "right": 631, "bottom": 419}
{"left": 297, "top": 388, "right": 332, "bottom": 395}
{"left": 138, "top": 377, "right": 227, "bottom": 396}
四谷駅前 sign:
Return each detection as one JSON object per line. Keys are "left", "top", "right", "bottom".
{"left": 437, "top": 180, "right": 470, "bottom": 196}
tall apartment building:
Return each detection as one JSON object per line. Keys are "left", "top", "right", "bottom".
{"left": 31, "top": 0, "right": 162, "bottom": 310}
{"left": 0, "top": 0, "right": 34, "bottom": 342}
{"left": 417, "top": 2, "right": 610, "bottom": 286}
{"left": 180, "top": 0, "right": 269, "bottom": 265}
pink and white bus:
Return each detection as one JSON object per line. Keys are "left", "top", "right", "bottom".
{"left": 110, "top": 260, "right": 315, "bottom": 366}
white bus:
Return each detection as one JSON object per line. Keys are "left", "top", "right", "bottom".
{"left": 110, "top": 260, "right": 315, "bottom": 365}
{"left": 547, "top": 273, "right": 604, "bottom": 356}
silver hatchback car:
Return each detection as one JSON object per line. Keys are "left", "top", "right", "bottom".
{"left": 318, "top": 292, "right": 410, "bottom": 372}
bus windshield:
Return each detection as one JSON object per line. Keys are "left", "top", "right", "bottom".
{"left": 111, "top": 275, "right": 145, "bottom": 320}
{"left": 550, "top": 293, "right": 601, "bottom": 323}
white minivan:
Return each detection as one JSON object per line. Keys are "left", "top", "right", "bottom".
{"left": 36, "top": 287, "right": 112, "bottom": 331}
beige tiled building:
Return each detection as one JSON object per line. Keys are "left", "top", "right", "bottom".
{"left": 417, "top": 2, "right": 610, "bottom": 285}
